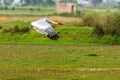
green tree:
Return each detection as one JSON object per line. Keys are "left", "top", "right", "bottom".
{"left": 59, "top": 0, "right": 77, "bottom": 3}
{"left": 4, "top": 6, "right": 8, "bottom": 10}
{"left": 118, "top": 2, "right": 120, "bottom": 9}
{"left": 2, "top": 0, "right": 13, "bottom": 5}
{"left": 43, "top": 0, "right": 55, "bottom": 6}
{"left": 92, "top": 0, "right": 102, "bottom": 7}
{"left": 34, "top": 0, "right": 55, "bottom": 7}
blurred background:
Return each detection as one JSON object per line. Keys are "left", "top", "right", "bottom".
{"left": 0, "top": 0, "right": 120, "bottom": 8}
{"left": 0, "top": 0, "right": 120, "bottom": 16}
{"left": 0, "top": 0, "right": 119, "bottom": 19}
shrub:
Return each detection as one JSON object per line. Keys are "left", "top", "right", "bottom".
{"left": 114, "top": 12, "right": 120, "bottom": 36}
{"left": 58, "top": 13, "right": 75, "bottom": 17}
{"left": 2, "top": 28, "right": 10, "bottom": 33}
{"left": 81, "top": 11, "right": 120, "bottom": 44}
{"left": 82, "top": 12, "right": 99, "bottom": 27}
{"left": 0, "top": 25, "right": 2, "bottom": 29}
{"left": 76, "top": 10, "right": 81, "bottom": 17}
{"left": 4, "top": 6, "right": 8, "bottom": 10}
{"left": 92, "top": 23, "right": 104, "bottom": 36}
{"left": 20, "top": 27, "right": 30, "bottom": 33}
{"left": 11, "top": 25, "right": 20, "bottom": 33}
{"left": 12, "top": 7, "right": 15, "bottom": 10}
{"left": 2, "top": 26, "right": 19, "bottom": 33}
{"left": 2, "top": 25, "right": 30, "bottom": 34}
{"left": 100, "top": 35, "right": 118, "bottom": 45}
{"left": 29, "top": 8, "right": 34, "bottom": 11}
{"left": 102, "top": 12, "right": 120, "bottom": 36}
{"left": 82, "top": 12, "right": 120, "bottom": 36}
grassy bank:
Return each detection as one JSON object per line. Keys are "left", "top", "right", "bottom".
{"left": 0, "top": 9, "right": 120, "bottom": 45}
{"left": 0, "top": 23, "right": 120, "bottom": 44}
{"left": 0, "top": 25, "right": 93, "bottom": 44}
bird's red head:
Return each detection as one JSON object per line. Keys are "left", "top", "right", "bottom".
{"left": 58, "top": 22, "right": 64, "bottom": 25}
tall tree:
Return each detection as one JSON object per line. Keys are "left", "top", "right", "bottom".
{"left": 118, "top": 2, "right": 120, "bottom": 9}
{"left": 43, "top": 0, "right": 55, "bottom": 6}
{"left": 0, "top": 0, "right": 5, "bottom": 6}
{"left": 59, "top": 0, "right": 77, "bottom": 3}
{"left": 92, "top": 0, "right": 102, "bottom": 7}
{"left": 2, "top": 0, "right": 13, "bottom": 5}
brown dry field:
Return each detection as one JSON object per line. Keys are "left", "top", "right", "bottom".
{"left": 0, "top": 15, "right": 81, "bottom": 23}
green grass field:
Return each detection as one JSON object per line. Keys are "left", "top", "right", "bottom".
{"left": 0, "top": 43, "right": 120, "bottom": 80}
{"left": 0, "top": 7, "right": 56, "bottom": 16}
{"left": 0, "top": 8, "right": 120, "bottom": 79}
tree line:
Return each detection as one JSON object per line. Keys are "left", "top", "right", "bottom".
{"left": 0, "top": 0, "right": 119, "bottom": 8}
{"left": 0, "top": 0, "right": 104, "bottom": 6}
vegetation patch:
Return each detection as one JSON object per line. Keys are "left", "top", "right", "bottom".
{"left": 81, "top": 11, "right": 120, "bottom": 45}
{"left": 2, "top": 25, "right": 30, "bottom": 34}
{"left": 84, "top": 54, "right": 98, "bottom": 57}
{"left": 0, "top": 44, "right": 120, "bottom": 79}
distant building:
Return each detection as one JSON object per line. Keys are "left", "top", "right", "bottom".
{"left": 56, "top": 3, "right": 76, "bottom": 14}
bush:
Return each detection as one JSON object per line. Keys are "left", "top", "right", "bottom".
{"left": 11, "top": 25, "right": 20, "bottom": 33}
{"left": 20, "top": 27, "right": 30, "bottom": 33}
{"left": 92, "top": 23, "right": 104, "bottom": 36}
{"left": 82, "top": 12, "right": 99, "bottom": 27}
{"left": 4, "top": 6, "right": 8, "bottom": 10}
{"left": 82, "top": 12, "right": 120, "bottom": 36}
{"left": 2, "top": 25, "right": 30, "bottom": 34}
{"left": 101, "top": 12, "right": 120, "bottom": 36}
{"left": 58, "top": 13, "right": 75, "bottom": 17}
{"left": 12, "top": 7, "right": 15, "bottom": 10}
{"left": 100, "top": 35, "right": 118, "bottom": 45}
{"left": 0, "top": 25, "right": 2, "bottom": 29}
{"left": 81, "top": 11, "right": 120, "bottom": 44}
{"left": 76, "top": 10, "right": 81, "bottom": 17}
{"left": 2, "top": 28, "right": 10, "bottom": 33}
{"left": 29, "top": 8, "right": 34, "bottom": 11}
